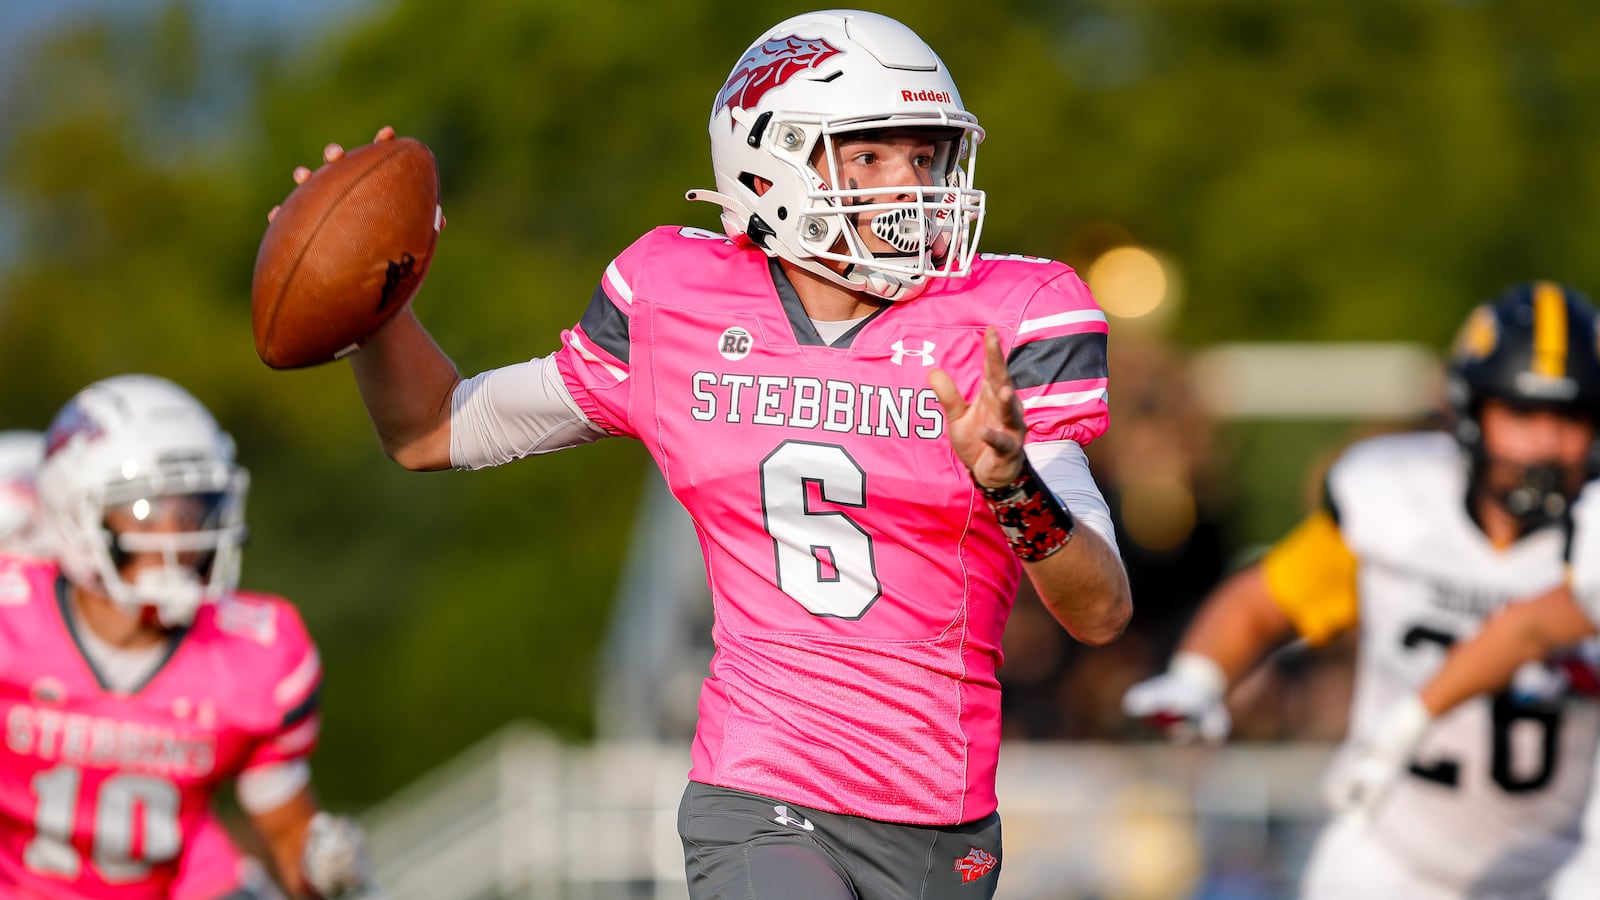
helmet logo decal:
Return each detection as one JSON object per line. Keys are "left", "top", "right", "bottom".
{"left": 714, "top": 35, "right": 842, "bottom": 123}
{"left": 43, "top": 402, "right": 103, "bottom": 460}
{"left": 1452, "top": 305, "right": 1498, "bottom": 363}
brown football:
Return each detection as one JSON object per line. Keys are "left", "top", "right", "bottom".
{"left": 252, "top": 137, "right": 441, "bottom": 369}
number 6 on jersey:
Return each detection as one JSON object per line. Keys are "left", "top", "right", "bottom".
{"left": 761, "top": 441, "right": 882, "bottom": 618}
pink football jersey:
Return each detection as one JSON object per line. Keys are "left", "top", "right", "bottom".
{"left": 168, "top": 815, "right": 253, "bottom": 900}
{"left": 0, "top": 556, "right": 321, "bottom": 898}
{"left": 556, "top": 227, "right": 1109, "bottom": 824}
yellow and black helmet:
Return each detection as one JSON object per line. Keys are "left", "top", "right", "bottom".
{"left": 1445, "top": 281, "right": 1600, "bottom": 529}
{"left": 1446, "top": 280, "right": 1600, "bottom": 439}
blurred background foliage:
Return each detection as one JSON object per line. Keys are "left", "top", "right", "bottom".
{"left": 4, "top": 0, "right": 1600, "bottom": 808}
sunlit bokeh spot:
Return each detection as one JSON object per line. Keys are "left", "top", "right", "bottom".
{"left": 1087, "top": 246, "right": 1170, "bottom": 319}
{"left": 1119, "top": 474, "right": 1196, "bottom": 553}
{"left": 1104, "top": 784, "right": 1203, "bottom": 898}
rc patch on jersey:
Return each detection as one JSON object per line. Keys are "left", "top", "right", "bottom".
{"left": 718, "top": 326, "right": 754, "bottom": 361}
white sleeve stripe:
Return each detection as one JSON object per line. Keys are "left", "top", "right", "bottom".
{"left": 604, "top": 261, "right": 634, "bottom": 305}
{"left": 1020, "top": 388, "right": 1109, "bottom": 409}
{"left": 273, "top": 648, "right": 321, "bottom": 707}
{"left": 273, "top": 713, "right": 321, "bottom": 755}
{"left": 1025, "top": 439, "right": 1118, "bottom": 553}
{"left": 1018, "top": 309, "right": 1106, "bottom": 335}
{"left": 568, "top": 332, "right": 630, "bottom": 383}
{"left": 237, "top": 760, "right": 312, "bottom": 814}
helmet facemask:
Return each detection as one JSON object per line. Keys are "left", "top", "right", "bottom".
{"left": 1463, "top": 404, "right": 1597, "bottom": 532}
{"left": 785, "top": 124, "right": 984, "bottom": 301}
{"left": 73, "top": 463, "right": 249, "bottom": 629}
{"left": 40, "top": 375, "right": 250, "bottom": 630}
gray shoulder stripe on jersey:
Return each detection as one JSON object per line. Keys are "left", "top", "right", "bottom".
{"left": 1008, "top": 332, "right": 1108, "bottom": 391}
{"left": 580, "top": 283, "right": 632, "bottom": 363}
{"left": 281, "top": 681, "right": 321, "bottom": 729}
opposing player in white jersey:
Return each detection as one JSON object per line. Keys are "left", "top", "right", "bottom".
{"left": 1123, "top": 281, "right": 1600, "bottom": 898}
{"left": 1333, "top": 460, "right": 1600, "bottom": 894}
{"left": 269, "top": 9, "right": 1132, "bottom": 899}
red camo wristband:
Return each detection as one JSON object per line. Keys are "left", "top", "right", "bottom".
{"left": 978, "top": 462, "right": 1076, "bottom": 562}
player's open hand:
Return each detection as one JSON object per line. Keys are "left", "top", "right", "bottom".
{"left": 930, "top": 327, "right": 1025, "bottom": 489}
{"left": 268, "top": 126, "right": 403, "bottom": 223}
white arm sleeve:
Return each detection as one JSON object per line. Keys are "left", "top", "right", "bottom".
{"left": 450, "top": 353, "right": 610, "bottom": 470}
{"left": 236, "top": 759, "right": 312, "bottom": 814}
{"left": 1025, "top": 439, "right": 1120, "bottom": 556}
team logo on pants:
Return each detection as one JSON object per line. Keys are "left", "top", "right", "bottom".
{"left": 953, "top": 846, "right": 997, "bottom": 884}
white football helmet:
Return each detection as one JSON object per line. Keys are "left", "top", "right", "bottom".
{"left": 689, "top": 9, "right": 986, "bottom": 302}
{"left": 0, "top": 431, "right": 45, "bottom": 557}
{"left": 38, "top": 375, "right": 249, "bottom": 627}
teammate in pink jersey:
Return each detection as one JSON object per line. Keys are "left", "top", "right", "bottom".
{"left": 0, "top": 374, "right": 380, "bottom": 899}
{"left": 169, "top": 817, "right": 283, "bottom": 900}
{"left": 0, "top": 428, "right": 284, "bottom": 900}
{"left": 271, "top": 10, "right": 1131, "bottom": 898}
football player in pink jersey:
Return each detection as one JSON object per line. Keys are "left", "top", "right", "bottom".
{"left": 271, "top": 9, "right": 1131, "bottom": 898}
{"left": 0, "top": 374, "right": 380, "bottom": 899}
{"left": 0, "top": 428, "right": 284, "bottom": 900}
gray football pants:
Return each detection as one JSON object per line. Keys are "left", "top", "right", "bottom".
{"left": 678, "top": 781, "right": 1003, "bottom": 900}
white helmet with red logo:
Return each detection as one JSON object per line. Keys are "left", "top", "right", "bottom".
{"left": 37, "top": 375, "right": 249, "bottom": 627}
{"left": 690, "top": 9, "right": 986, "bottom": 302}
{"left": 0, "top": 431, "right": 45, "bottom": 557}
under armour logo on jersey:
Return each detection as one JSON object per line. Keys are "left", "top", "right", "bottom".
{"left": 772, "top": 805, "right": 815, "bottom": 831}
{"left": 890, "top": 339, "right": 937, "bottom": 366}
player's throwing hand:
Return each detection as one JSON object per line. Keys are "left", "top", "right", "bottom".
{"left": 268, "top": 126, "right": 397, "bottom": 223}
{"left": 931, "top": 326, "right": 1026, "bottom": 489}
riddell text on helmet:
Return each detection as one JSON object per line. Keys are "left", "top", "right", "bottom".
{"left": 900, "top": 89, "right": 953, "bottom": 103}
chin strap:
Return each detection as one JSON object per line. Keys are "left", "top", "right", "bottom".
{"left": 125, "top": 567, "right": 204, "bottom": 629}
